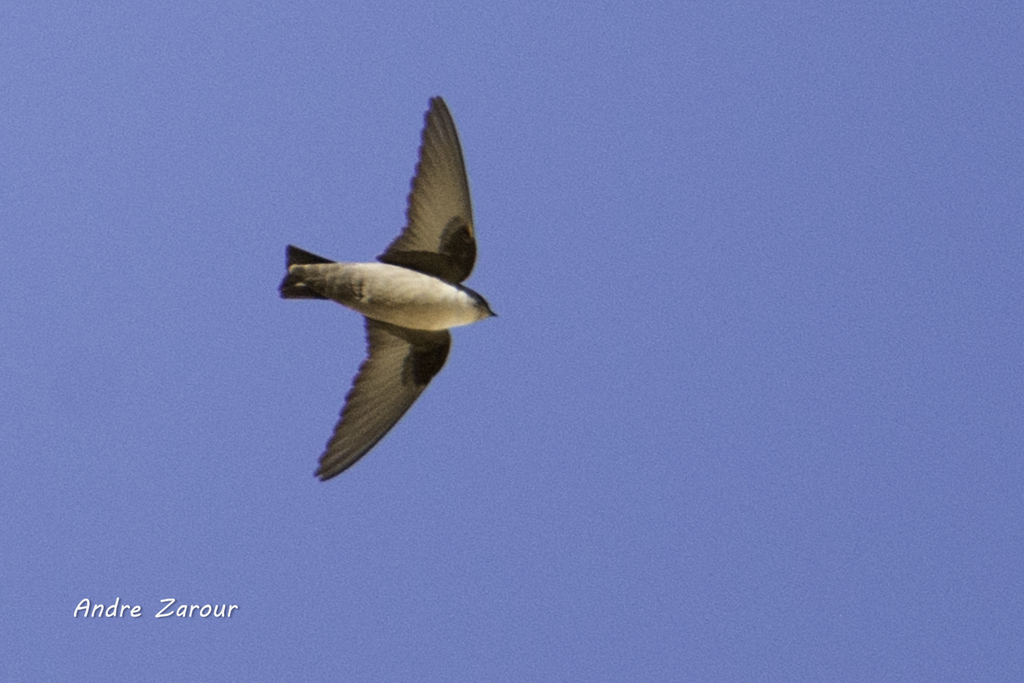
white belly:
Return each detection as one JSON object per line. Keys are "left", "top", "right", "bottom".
{"left": 295, "top": 262, "right": 484, "bottom": 331}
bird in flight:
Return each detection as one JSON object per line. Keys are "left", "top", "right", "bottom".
{"left": 280, "top": 97, "right": 495, "bottom": 480}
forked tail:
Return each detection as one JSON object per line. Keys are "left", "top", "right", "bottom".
{"left": 279, "top": 245, "right": 334, "bottom": 299}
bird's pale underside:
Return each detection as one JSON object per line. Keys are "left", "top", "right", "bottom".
{"left": 280, "top": 97, "right": 494, "bottom": 480}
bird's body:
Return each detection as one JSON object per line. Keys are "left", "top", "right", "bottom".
{"left": 280, "top": 97, "right": 494, "bottom": 480}
{"left": 285, "top": 261, "right": 491, "bottom": 331}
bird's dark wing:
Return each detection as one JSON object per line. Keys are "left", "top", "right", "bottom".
{"left": 315, "top": 318, "right": 451, "bottom": 480}
{"left": 377, "top": 97, "right": 476, "bottom": 284}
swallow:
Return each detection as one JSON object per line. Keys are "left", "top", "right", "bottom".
{"left": 280, "top": 97, "right": 495, "bottom": 480}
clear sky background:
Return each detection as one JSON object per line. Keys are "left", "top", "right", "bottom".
{"left": 3, "top": 2, "right": 1022, "bottom": 680}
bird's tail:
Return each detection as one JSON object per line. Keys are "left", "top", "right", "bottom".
{"left": 279, "top": 245, "right": 334, "bottom": 299}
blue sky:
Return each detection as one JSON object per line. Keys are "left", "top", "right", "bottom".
{"left": 3, "top": 1, "right": 1022, "bottom": 680}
